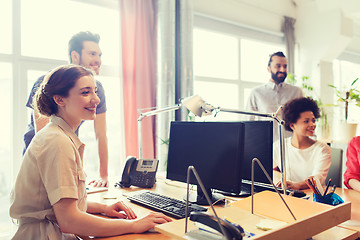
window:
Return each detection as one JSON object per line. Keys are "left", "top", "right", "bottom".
{"left": 0, "top": 63, "right": 12, "bottom": 239}
{"left": 333, "top": 59, "right": 360, "bottom": 123}
{"left": 21, "top": 0, "right": 120, "bottom": 64}
{"left": 194, "top": 81, "right": 239, "bottom": 121}
{"left": 3, "top": 1, "right": 122, "bottom": 238}
{"left": 193, "top": 15, "right": 285, "bottom": 121}
{"left": 241, "top": 39, "right": 285, "bottom": 83}
{"left": 193, "top": 29, "right": 239, "bottom": 80}
{"left": 0, "top": 0, "right": 12, "bottom": 54}
{"left": 27, "top": 70, "right": 48, "bottom": 122}
{"left": 20, "top": 0, "right": 121, "bottom": 179}
{"left": 80, "top": 75, "right": 125, "bottom": 178}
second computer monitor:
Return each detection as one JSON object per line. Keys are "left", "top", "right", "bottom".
{"left": 166, "top": 120, "right": 273, "bottom": 199}
{"left": 167, "top": 121, "right": 244, "bottom": 195}
{"left": 242, "top": 121, "right": 273, "bottom": 185}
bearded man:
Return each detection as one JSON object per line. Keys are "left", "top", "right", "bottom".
{"left": 245, "top": 51, "right": 303, "bottom": 140}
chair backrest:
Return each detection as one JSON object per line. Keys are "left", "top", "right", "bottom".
{"left": 325, "top": 147, "right": 343, "bottom": 187}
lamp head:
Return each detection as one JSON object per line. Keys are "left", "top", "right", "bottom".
{"left": 181, "top": 95, "right": 215, "bottom": 117}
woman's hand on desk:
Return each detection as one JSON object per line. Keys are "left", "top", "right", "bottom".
{"left": 103, "top": 201, "right": 137, "bottom": 220}
{"left": 131, "top": 212, "right": 172, "bottom": 233}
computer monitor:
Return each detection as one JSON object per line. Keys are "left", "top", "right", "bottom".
{"left": 242, "top": 121, "right": 273, "bottom": 186}
{"left": 166, "top": 121, "right": 274, "bottom": 205}
{"left": 166, "top": 121, "right": 245, "bottom": 205}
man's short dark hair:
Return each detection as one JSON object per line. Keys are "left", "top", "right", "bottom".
{"left": 268, "top": 51, "right": 286, "bottom": 66}
{"left": 283, "top": 97, "right": 320, "bottom": 132}
{"left": 68, "top": 31, "right": 100, "bottom": 62}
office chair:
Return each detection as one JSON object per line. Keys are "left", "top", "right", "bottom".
{"left": 325, "top": 147, "right": 343, "bottom": 187}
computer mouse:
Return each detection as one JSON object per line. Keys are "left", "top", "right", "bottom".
{"left": 287, "top": 189, "right": 306, "bottom": 198}
{"left": 147, "top": 228, "right": 157, "bottom": 233}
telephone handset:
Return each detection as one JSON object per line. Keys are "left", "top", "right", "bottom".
{"left": 118, "top": 156, "right": 158, "bottom": 188}
{"left": 190, "top": 212, "right": 244, "bottom": 240}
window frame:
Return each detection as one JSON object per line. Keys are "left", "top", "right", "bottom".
{"left": 193, "top": 14, "right": 286, "bottom": 110}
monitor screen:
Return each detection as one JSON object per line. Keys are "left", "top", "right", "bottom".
{"left": 242, "top": 121, "right": 273, "bottom": 186}
{"left": 166, "top": 121, "right": 245, "bottom": 195}
{"left": 166, "top": 120, "right": 274, "bottom": 199}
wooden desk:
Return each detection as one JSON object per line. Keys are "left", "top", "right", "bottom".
{"left": 82, "top": 178, "right": 189, "bottom": 240}
{"left": 304, "top": 187, "right": 360, "bottom": 237}
{"left": 82, "top": 178, "right": 358, "bottom": 239}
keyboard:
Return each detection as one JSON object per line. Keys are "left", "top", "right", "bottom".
{"left": 126, "top": 190, "right": 207, "bottom": 219}
{"left": 241, "top": 181, "right": 307, "bottom": 198}
{"left": 216, "top": 182, "right": 306, "bottom": 198}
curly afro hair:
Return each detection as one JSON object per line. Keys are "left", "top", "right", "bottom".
{"left": 283, "top": 97, "right": 320, "bottom": 132}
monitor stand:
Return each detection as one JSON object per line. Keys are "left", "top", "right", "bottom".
{"left": 215, "top": 189, "right": 251, "bottom": 198}
{"left": 214, "top": 182, "right": 252, "bottom": 198}
{"left": 184, "top": 185, "right": 225, "bottom": 206}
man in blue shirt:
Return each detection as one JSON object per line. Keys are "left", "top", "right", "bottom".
{"left": 23, "top": 31, "right": 109, "bottom": 187}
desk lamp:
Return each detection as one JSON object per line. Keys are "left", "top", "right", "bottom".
{"left": 185, "top": 95, "right": 288, "bottom": 194}
{"left": 137, "top": 95, "right": 212, "bottom": 159}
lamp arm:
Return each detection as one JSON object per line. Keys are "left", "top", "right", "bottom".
{"left": 137, "top": 104, "right": 182, "bottom": 159}
{"left": 279, "top": 124, "right": 287, "bottom": 193}
{"left": 215, "top": 106, "right": 285, "bottom": 124}
{"left": 137, "top": 104, "right": 182, "bottom": 121}
{"left": 217, "top": 107, "right": 274, "bottom": 118}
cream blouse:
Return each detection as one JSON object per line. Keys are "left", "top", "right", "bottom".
{"left": 10, "top": 115, "right": 87, "bottom": 240}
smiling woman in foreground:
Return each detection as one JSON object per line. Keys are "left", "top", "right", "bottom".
{"left": 9, "top": 65, "right": 171, "bottom": 239}
{"left": 273, "top": 97, "right": 331, "bottom": 190}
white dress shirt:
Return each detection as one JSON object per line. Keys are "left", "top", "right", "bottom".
{"left": 246, "top": 81, "right": 303, "bottom": 141}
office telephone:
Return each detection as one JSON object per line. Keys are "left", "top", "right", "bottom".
{"left": 190, "top": 212, "right": 245, "bottom": 240}
{"left": 118, "top": 156, "right": 158, "bottom": 188}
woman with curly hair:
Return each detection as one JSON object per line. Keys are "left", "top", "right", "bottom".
{"left": 273, "top": 97, "right": 331, "bottom": 190}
